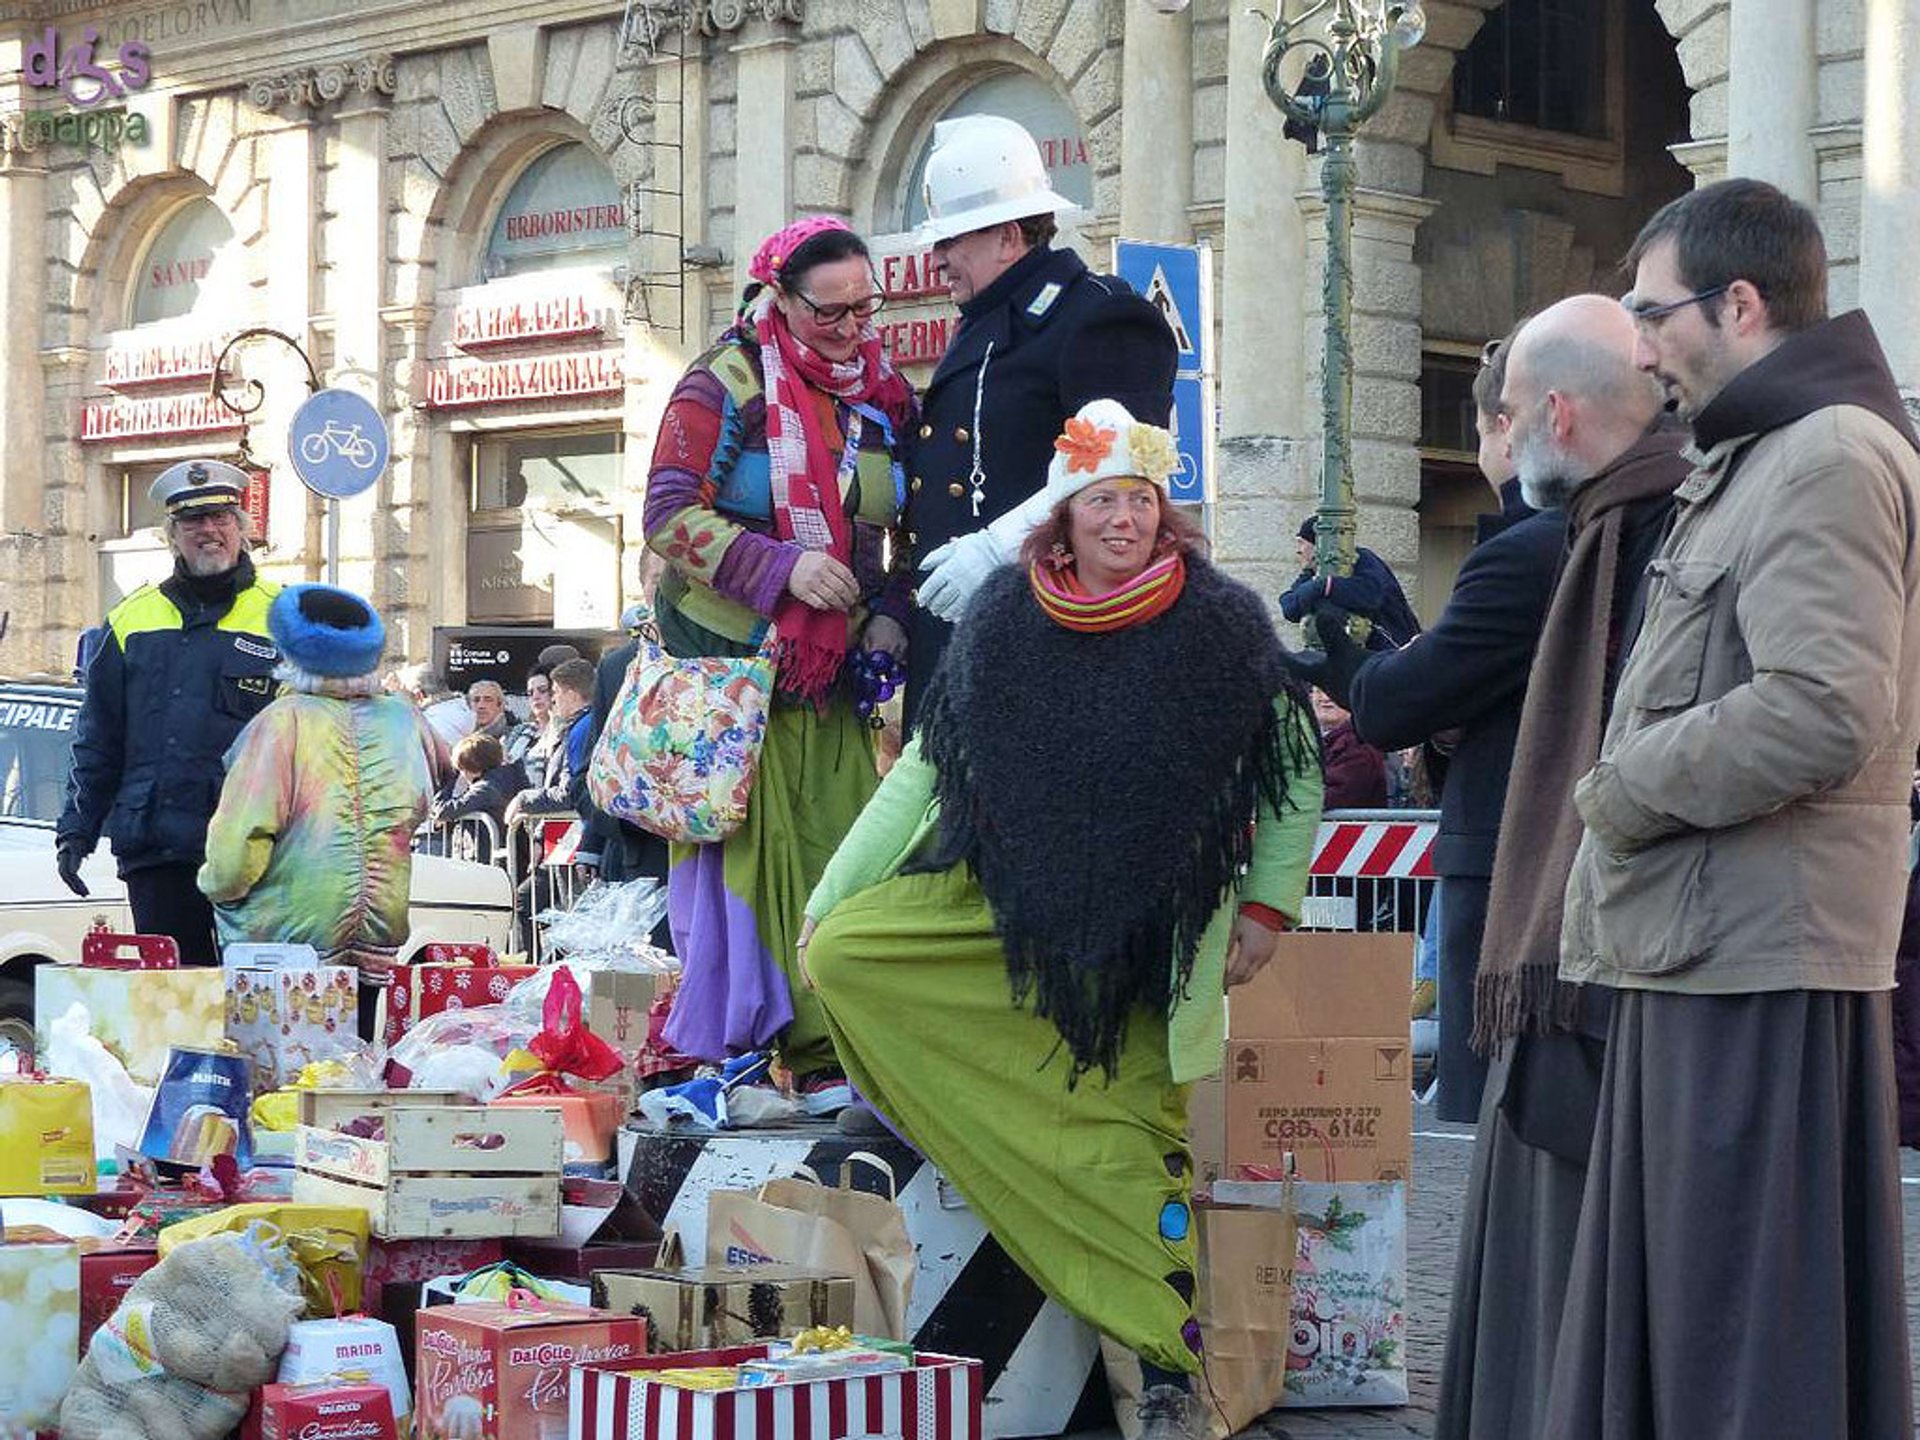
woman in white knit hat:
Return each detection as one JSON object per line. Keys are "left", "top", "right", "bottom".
{"left": 799, "top": 399, "right": 1324, "bottom": 1439}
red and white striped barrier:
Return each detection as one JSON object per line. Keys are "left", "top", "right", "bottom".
{"left": 1310, "top": 819, "right": 1438, "bottom": 879}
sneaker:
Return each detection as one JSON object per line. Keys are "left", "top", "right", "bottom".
{"left": 796, "top": 1071, "right": 854, "bottom": 1117}
{"left": 1135, "top": 1384, "right": 1205, "bottom": 1440}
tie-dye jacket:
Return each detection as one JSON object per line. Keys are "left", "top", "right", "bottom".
{"left": 198, "top": 689, "right": 440, "bottom": 968}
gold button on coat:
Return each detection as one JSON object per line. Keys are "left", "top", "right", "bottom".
{"left": 948, "top": 482, "right": 965, "bottom": 498}
{"left": 910, "top": 477, "right": 923, "bottom": 493}
{"left": 918, "top": 424, "right": 933, "bottom": 439}
{"left": 954, "top": 427, "right": 970, "bottom": 442}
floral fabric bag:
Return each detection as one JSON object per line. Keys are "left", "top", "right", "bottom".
{"left": 587, "top": 613, "right": 775, "bottom": 844}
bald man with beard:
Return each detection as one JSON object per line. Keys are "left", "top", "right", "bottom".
{"left": 1436, "top": 294, "right": 1688, "bottom": 1440}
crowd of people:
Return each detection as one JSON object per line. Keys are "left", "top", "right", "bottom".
{"left": 49, "top": 127, "right": 1920, "bottom": 1440}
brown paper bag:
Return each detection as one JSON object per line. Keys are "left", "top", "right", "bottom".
{"left": 1103, "top": 1199, "right": 1297, "bottom": 1440}
{"left": 702, "top": 1153, "right": 916, "bottom": 1339}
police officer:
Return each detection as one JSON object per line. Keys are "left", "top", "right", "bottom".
{"left": 55, "top": 460, "right": 282, "bottom": 965}
{"left": 904, "top": 115, "right": 1177, "bottom": 726}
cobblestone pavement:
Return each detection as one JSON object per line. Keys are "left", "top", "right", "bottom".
{"left": 1078, "top": 1098, "right": 1920, "bottom": 1440}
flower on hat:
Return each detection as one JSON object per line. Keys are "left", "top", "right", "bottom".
{"left": 1055, "top": 415, "right": 1117, "bottom": 475}
{"left": 1128, "top": 423, "right": 1179, "bottom": 485}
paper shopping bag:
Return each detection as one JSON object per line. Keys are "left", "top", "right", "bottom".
{"left": 703, "top": 1154, "right": 915, "bottom": 1340}
{"left": 1102, "top": 1197, "right": 1297, "bottom": 1440}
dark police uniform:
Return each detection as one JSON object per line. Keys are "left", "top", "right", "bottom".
{"left": 57, "top": 552, "right": 281, "bottom": 964}
{"left": 904, "top": 243, "right": 1177, "bottom": 728}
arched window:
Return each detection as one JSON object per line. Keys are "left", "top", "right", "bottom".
{"left": 128, "top": 199, "right": 238, "bottom": 326}
{"left": 481, "top": 142, "right": 627, "bottom": 281}
{"left": 899, "top": 73, "right": 1092, "bottom": 232}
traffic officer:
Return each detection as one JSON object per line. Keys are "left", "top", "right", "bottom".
{"left": 56, "top": 459, "right": 282, "bottom": 965}
{"left": 904, "top": 115, "right": 1177, "bottom": 727}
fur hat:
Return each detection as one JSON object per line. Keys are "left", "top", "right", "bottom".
{"left": 1043, "top": 398, "right": 1179, "bottom": 507}
{"left": 268, "top": 584, "right": 385, "bottom": 679}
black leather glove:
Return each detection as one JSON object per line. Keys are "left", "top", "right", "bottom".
{"left": 1279, "top": 604, "right": 1367, "bottom": 710}
{"left": 55, "top": 841, "right": 90, "bottom": 898}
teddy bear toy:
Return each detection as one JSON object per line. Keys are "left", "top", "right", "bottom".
{"left": 60, "top": 1230, "right": 306, "bottom": 1439}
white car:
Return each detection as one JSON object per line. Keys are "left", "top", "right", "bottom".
{"left": 0, "top": 679, "right": 515, "bottom": 1055}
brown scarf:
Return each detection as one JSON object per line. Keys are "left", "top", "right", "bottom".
{"left": 1472, "top": 421, "right": 1691, "bottom": 1052}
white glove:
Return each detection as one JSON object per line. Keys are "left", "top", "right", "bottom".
{"left": 916, "top": 485, "right": 1057, "bottom": 622}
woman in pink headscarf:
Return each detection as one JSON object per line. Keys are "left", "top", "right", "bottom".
{"left": 641, "top": 217, "right": 917, "bottom": 1107}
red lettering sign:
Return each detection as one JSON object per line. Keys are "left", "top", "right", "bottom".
{"left": 501, "top": 204, "right": 625, "bottom": 243}
{"left": 452, "top": 295, "right": 601, "bottom": 350}
{"left": 103, "top": 339, "right": 219, "bottom": 391}
{"left": 79, "top": 393, "right": 244, "bottom": 442}
{"left": 881, "top": 248, "right": 949, "bottom": 302}
{"left": 148, "top": 256, "right": 212, "bottom": 289}
{"left": 242, "top": 465, "right": 270, "bottom": 543}
{"left": 878, "top": 315, "right": 955, "bottom": 367}
{"left": 422, "top": 350, "right": 624, "bottom": 410}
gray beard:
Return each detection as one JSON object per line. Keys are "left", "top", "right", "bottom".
{"left": 1520, "top": 471, "right": 1581, "bottom": 510}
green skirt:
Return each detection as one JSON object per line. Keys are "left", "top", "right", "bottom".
{"left": 809, "top": 865, "right": 1202, "bottom": 1373}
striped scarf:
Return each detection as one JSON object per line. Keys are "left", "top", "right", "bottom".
{"left": 1027, "top": 553, "right": 1186, "bottom": 632}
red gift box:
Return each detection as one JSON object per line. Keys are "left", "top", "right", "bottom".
{"left": 383, "top": 961, "right": 538, "bottom": 1047}
{"left": 570, "top": 1345, "right": 984, "bottom": 1440}
{"left": 79, "top": 1243, "right": 159, "bottom": 1356}
{"left": 416, "top": 1300, "right": 646, "bottom": 1440}
{"left": 365, "top": 1236, "right": 505, "bottom": 1377}
{"left": 257, "top": 1380, "right": 398, "bottom": 1440}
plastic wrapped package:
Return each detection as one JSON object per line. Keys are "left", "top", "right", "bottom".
{"left": 531, "top": 877, "right": 674, "bottom": 969}
{"left": 44, "top": 1002, "right": 155, "bottom": 1162}
{"left": 384, "top": 1005, "right": 537, "bottom": 1100}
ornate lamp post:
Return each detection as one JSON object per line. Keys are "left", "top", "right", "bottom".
{"left": 1262, "top": 0, "right": 1424, "bottom": 629}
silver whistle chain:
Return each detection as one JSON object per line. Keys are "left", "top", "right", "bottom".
{"left": 966, "top": 339, "right": 994, "bottom": 518}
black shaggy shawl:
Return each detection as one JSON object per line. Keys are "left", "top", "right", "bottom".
{"left": 913, "top": 558, "right": 1315, "bottom": 1082}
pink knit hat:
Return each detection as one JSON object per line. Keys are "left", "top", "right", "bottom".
{"left": 748, "top": 215, "right": 854, "bottom": 287}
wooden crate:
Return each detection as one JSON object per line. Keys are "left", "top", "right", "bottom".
{"left": 293, "top": 1105, "right": 564, "bottom": 1240}
{"left": 296, "top": 1088, "right": 470, "bottom": 1132}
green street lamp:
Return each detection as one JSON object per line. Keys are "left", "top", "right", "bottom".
{"left": 1262, "top": 0, "right": 1424, "bottom": 635}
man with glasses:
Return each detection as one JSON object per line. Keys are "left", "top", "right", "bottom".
{"left": 1548, "top": 178, "right": 1920, "bottom": 1438}
{"left": 55, "top": 459, "right": 282, "bottom": 964}
{"left": 902, "top": 114, "right": 1176, "bottom": 727}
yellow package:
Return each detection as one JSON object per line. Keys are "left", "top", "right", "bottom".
{"left": 159, "top": 1203, "right": 370, "bottom": 1314}
{"left": 647, "top": 1368, "right": 746, "bottom": 1391}
{"left": 0, "top": 1077, "right": 95, "bottom": 1195}
{"left": 293, "top": 1059, "right": 355, "bottom": 1090}
{"left": 251, "top": 1089, "right": 302, "bottom": 1132}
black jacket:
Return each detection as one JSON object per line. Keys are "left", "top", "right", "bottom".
{"left": 431, "top": 760, "right": 529, "bottom": 830}
{"left": 57, "top": 555, "right": 280, "bottom": 876}
{"left": 1279, "top": 546, "right": 1423, "bottom": 650}
{"left": 903, "top": 244, "right": 1177, "bottom": 726}
{"left": 1347, "top": 509, "right": 1565, "bottom": 876}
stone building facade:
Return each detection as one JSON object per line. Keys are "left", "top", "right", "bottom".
{"left": 0, "top": 0, "right": 1907, "bottom": 678}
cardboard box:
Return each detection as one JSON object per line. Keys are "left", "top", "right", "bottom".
{"left": 35, "top": 964, "right": 225, "bottom": 1085}
{"left": 589, "top": 1265, "right": 856, "bottom": 1354}
{"left": 569, "top": 1344, "right": 982, "bottom": 1440}
{"left": 490, "top": 1089, "right": 626, "bottom": 1172}
{"left": 505, "top": 1176, "right": 662, "bottom": 1281}
{"left": 1195, "top": 933, "right": 1412, "bottom": 1184}
{"left": 384, "top": 963, "right": 538, "bottom": 1048}
{"left": 365, "top": 1236, "right": 505, "bottom": 1372}
{"left": 257, "top": 1379, "right": 399, "bottom": 1440}
{"left": 0, "top": 1074, "right": 94, "bottom": 1194}
{"left": 277, "top": 1315, "right": 412, "bottom": 1436}
{"left": 0, "top": 1236, "right": 81, "bottom": 1429}
{"left": 78, "top": 1242, "right": 159, "bottom": 1356}
{"left": 414, "top": 1299, "right": 646, "bottom": 1440}
{"left": 294, "top": 1105, "right": 564, "bottom": 1239}
{"left": 225, "top": 964, "right": 358, "bottom": 1092}
{"left": 585, "top": 970, "right": 666, "bottom": 1055}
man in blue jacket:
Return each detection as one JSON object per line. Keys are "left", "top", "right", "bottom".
{"left": 1280, "top": 517, "right": 1422, "bottom": 650}
{"left": 56, "top": 460, "right": 281, "bottom": 965}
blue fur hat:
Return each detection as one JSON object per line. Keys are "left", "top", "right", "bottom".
{"left": 268, "top": 583, "right": 386, "bottom": 678}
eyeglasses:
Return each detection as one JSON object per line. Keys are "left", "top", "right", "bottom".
{"left": 1623, "top": 284, "right": 1730, "bottom": 328}
{"left": 1479, "top": 338, "right": 1502, "bottom": 367}
{"left": 793, "top": 289, "right": 886, "bottom": 326}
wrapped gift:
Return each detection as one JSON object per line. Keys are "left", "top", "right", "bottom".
{"left": 588, "top": 1265, "right": 855, "bottom": 1355}
{"left": 570, "top": 1344, "right": 982, "bottom": 1440}
{"left": 490, "top": 1086, "right": 626, "bottom": 1174}
{"left": 35, "top": 965, "right": 225, "bottom": 1085}
{"left": 225, "top": 964, "right": 358, "bottom": 1093}
{"left": 383, "top": 962, "right": 537, "bottom": 1048}
{"left": 0, "top": 1236, "right": 81, "bottom": 1430}
{"left": 257, "top": 1379, "right": 399, "bottom": 1440}
{"left": 414, "top": 1299, "right": 646, "bottom": 1440}
{"left": 278, "top": 1315, "right": 412, "bottom": 1436}
{"left": 0, "top": 1074, "right": 95, "bottom": 1195}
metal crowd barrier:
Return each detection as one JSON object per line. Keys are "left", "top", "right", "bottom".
{"left": 416, "top": 812, "right": 508, "bottom": 866}
{"left": 1299, "top": 807, "right": 1440, "bottom": 935}
{"left": 501, "top": 810, "right": 595, "bottom": 965}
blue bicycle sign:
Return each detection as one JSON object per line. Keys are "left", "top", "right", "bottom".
{"left": 289, "top": 388, "right": 389, "bottom": 499}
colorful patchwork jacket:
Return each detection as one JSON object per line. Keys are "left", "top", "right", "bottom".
{"left": 643, "top": 335, "right": 916, "bottom": 653}
{"left": 198, "top": 688, "right": 441, "bottom": 969}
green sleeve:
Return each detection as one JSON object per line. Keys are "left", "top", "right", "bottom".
{"left": 1240, "top": 698, "right": 1324, "bottom": 923}
{"left": 806, "top": 736, "right": 938, "bottom": 921}
{"left": 197, "top": 706, "right": 295, "bottom": 905}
